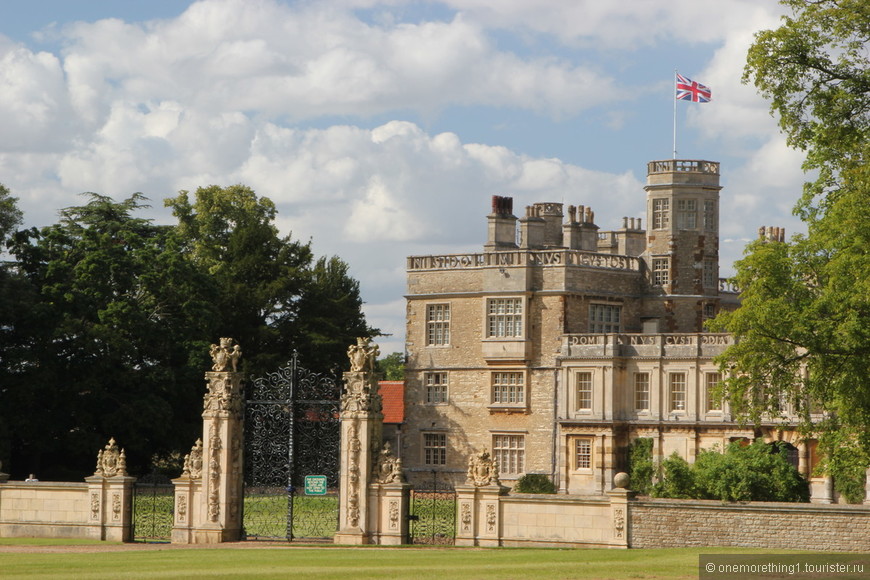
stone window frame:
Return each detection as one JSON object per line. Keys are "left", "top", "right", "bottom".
{"left": 485, "top": 296, "right": 524, "bottom": 339}
{"left": 652, "top": 198, "right": 670, "bottom": 230}
{"left": 705, "top": 371, "right": 723, "bottom": 413}
{"left": 652, "top": 257, "right": 670, "bottom": 287}
{"left": 424, "top": 371, "right": 448, "bottom": 404}
{"left": 422, "top": 432, "right": 447, "bottom": 466}
{"left": 489, "top": 370, "right": 526, "bottom": 409}
{"left": 589, "top": 303, "right": 621, "bottom": 333}
{"left": 575, "top": 371, "right": 593, "bottom": 412}
{"left": 702, "top": 259, "right": 717, "bottom": 289}
{"left": 703, "top": 199, "right": 717, "bottom": 232}
{"left": 492, "top": 433, "right": 525, "bottom": 477}
{"left": 675, "top": 198, "right": 698, "bottom": 230}
{"left": 668, "top": 371, "right": 687, "bottom": 413}
{"left": 425, "top": 303, "right": 451, "bottom": 346}
{"left": 634, "top": 372, "right": 650, "bottom": 412}
{"left": 572, "top": 436, "right": 594, "bottom": 472}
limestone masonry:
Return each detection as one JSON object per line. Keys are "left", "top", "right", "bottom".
{"left": 401, "top": 159, "right": 829, "bottom": 500}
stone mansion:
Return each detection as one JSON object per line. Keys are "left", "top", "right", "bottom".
{"left": 399, "top": 159, "right": 826, "bottom": 499}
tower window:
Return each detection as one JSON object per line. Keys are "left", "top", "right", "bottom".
{"left": 652, "top": 199, "right": 669, "bottom": 230}
{"left": 652, "top": 258, "right": 670, "bottom": 286}
{"left": 676, "top": 199, "right": 697, "bottom": 230}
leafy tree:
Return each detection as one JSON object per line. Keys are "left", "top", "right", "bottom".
{"left": 166, "top": 185, "right": 376, "bottom": 376}
{"left": 744, "top": 0, "right": 870, "bottom": 214}
{"left": 712, "top": 0, "right": 870, "bottom": 484}
{"left": 4, "top": 194, "right": 216, "bottom": 478}
{"left": 0, "top": 183, "right": 22, "bottom": 244}
{"left": 376, "top": 352, "right": 405, "bottom": 381}
{"left": 166, "top": 185, "right": 313, "bottom": 375}
{"left": 293, "top": 256, "right": 375, "bottom": 373}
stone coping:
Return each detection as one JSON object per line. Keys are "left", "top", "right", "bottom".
{"left": 632, "top": 497, "right": 870, "bottom": 514}
{"left": 0, "top": 481, "right": 88, "bottom": 490}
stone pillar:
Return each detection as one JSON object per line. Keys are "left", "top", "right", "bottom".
{"left": 607, "top": 472, "right": 634, "bottom": 549}
{"left": 863, "top": 468, "right": 870, "bottom": 506}
{"left": 86, "top": 438, "right": 135, "bottom": 542}
{"left": 368, "top": 482, "right": 410, "bottom": 545}
{"left": 455, "top": 486, "right": 477, "bottom": 546}
{"left": 193, "top": 338, "right": 245, "bottom": 543}
{"left": 172, "top": 439, "right": 203, "bottom": 543}
{"left": 456, "top": 448, "right": 505, "bottom": 547}
{"left": 810, "top": 476, "right": 834, "bottom": 504}
{"left": 335, "top": 338, "right": 383, "bottom": 545}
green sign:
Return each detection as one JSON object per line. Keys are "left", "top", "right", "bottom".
{"left": 304, "top": 475, "right": 328, "bottom": 495}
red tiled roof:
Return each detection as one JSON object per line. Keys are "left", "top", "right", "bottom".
{"left": 379, "top": 381, "right": 404, "bottom": 424}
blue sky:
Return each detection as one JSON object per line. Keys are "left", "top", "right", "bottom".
{"left": 0, "top": 0, "right": 805, "bottom": 355}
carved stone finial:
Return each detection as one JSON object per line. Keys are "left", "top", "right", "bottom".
{"left": 95, "top": 438, "right": 128, "bottom": 477}
{"left": 347, "top": 337, "right": 379, "bottom": 373}
{"left": 182, "top": 438, "right": 204, "bottom": 479}
{"left": 466, "top": 448, "right": 500, "bottom": 487}
{"left": 210, "top": 338, "right": 242, "bottom": 372}
{"left": 376, "top": 442, "right": 405, "bottom": 484}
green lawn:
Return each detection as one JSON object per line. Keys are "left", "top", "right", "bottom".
{"left": 0, "top": 540, "right": 804, "bottom": 580}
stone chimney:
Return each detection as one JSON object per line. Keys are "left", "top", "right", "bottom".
{"left": 485, "top": 195, "right": 518, "bottom": 251}
{"left": 758, "top": 226, "right": 785, "bottom": 242}
{"left": 519, "top": 205, "right": 546, "bottom": 249}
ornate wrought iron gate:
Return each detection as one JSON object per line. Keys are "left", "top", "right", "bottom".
{"left": 132, "top": 471, "right": 174, "bottom": 542}
{"left": 243, "top": 353, "right": 341, "bottom": 541}
{"left": 409, "top": 473, "right": 456, "bottom": 545}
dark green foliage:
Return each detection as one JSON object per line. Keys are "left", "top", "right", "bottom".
{"left": 652, "top": 441, "right": 809, "bottom": 502}
{"left": 628, "top": 438, "right": 654, "bottom": 495}
{"left": 0, "top": 185, "right": 375, "bottom": 480}
{"left": 713, "top": 0, "right": 870, "bottom": 479}
{"left": 3, "top": 194, "right": 217, "bottom": 478}
{"left": 376, "top": 352, "right": 405, "bottom": 381}
{"left": 651, "top": 453, "right": 696, "bottom": 499}
{"left": 513, "top": 473, "right": 556, "bottom": 494}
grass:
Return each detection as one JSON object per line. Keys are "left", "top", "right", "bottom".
{"left": 0, "top": 541, "right": 806, "bottom": 580}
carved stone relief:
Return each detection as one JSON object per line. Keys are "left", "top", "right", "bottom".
{"left": 346, "top": 420, "right": 361, "bottom": 528}
{"left": 112, "top": 493, "right": 122, "bottom": 521}
{"left": 209, "top": 337, "right": 242, "bottom": 372}
{"left": 376, "top": 442, "right": 405, "bottom": 484}
{"left": 177, "top": 494, "right": 187, "bottom": 524}
{"left": 486, "top": 503, "right": 496, "bottom": 533}
{"left": 389, "top": 501, "right": 399, "bottom": 530}
{"left": 94, "top": 438, "right": 127, "bottom": 477}
{"left": 613, "top": 508, "right": 625, "bottom": 539}
{"left": 461, "top": 502, "right": 472, "bottom": 532}
{"left": 90, "top": 492, "right": 100, "bottom": 520}
{"left": 466, "top": 448, "right": 500, "bottom": 487}
{"left": 182, "top": 439, "right": 203, "bottom": 479}
{"left": 208, "top": 422, "right": 222, "bottom": 522}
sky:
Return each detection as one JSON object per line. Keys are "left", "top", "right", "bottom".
{"left": 0, "top": 0, "right": 807, "bottom": 356}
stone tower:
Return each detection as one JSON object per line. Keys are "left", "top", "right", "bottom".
{"left": 642, "top": 159, "right": 722, "bottom": 332}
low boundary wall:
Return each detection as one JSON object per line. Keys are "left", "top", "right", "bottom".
{"left": 630, "top": 498, "right": 870, "bottom": 552}
{"left": 0, "top": 476, "right": 134, "bottom": 541}
{"left": 451, "top": 485, "right": 870, "bottom": 552}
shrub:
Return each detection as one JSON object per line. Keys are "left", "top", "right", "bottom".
{"left": 651, "top": 453, "right": 696, "bottom": 499}
{"left": 513, "top": 473, "right": 556, "bottom": 494}
{"left": 653, "top": 440, "right": 809, "bottom": 503}
{"left": 628, "top": 438, "right": 654, "bottom": 495}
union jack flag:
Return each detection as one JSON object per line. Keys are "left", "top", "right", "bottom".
{"left": 675, "top": 73, "right": 711, "bottom": 103}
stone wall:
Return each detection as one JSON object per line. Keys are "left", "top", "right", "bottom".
{"left": 630, "top": 498, "right": 870, "bottom": 552}
{"left": 499, "top": 494, "right": 617, "bottom": 548}
{"left": 0, "top": 477, "right": 133, "bottom": 541}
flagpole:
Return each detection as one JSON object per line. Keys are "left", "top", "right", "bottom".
{"left": 673, "top": 69, "right": 678, "bottom": 159}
